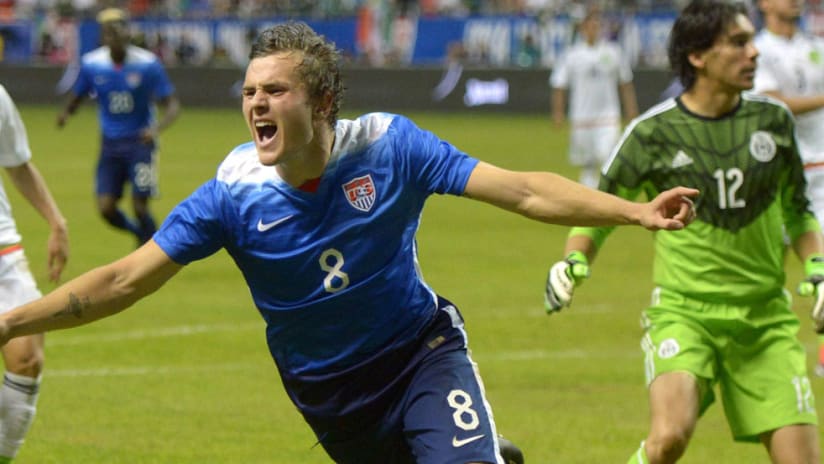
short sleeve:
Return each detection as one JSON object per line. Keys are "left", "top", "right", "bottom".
{"left": 550, "top": 52, "right": 569, "bottom": 89}
{"left": 154, "top": 179, "right": 232, "bottom": 264}
{"left": 389, "top": 115, "right": 479, "bottom": 196}
{"left": 0, "top": 86, "right": 31, "bottom": 167}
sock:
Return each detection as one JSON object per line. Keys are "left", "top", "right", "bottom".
{"left": 103, "top": 209, "right": 140, "bottom": 236}
{"left": 627, "top": 440, "right": 648, "bottom": 464}
{"left": 135, "top": 212, "right": 157, "bottom": 244}
{"left": 0, "top": 372, "right": 41, "bottom": 460}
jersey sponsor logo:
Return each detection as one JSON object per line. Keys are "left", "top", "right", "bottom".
{"left": 657, "top": 338, "right": 680, "bottom": 359}
{"left": 452, "top": 434, "right": 485, "bottom": 448}
{"left": 257, "top": 215, "right": 294, "bottom": 232}
{"left": 342, "top": 174, "right": 376, "bottom": 212}
{"left": 749, "top": 131, "right": 776, "bottom": 163}
{"left": 671, "top": 150, "right": 693, "bottom": 169}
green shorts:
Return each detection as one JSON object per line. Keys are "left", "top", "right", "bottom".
{"left": 641, "top": 287, "right": 818, "bottom": 442}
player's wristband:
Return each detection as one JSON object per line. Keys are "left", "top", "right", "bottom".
{"left": 564, "top": 250, "right": 590, "bottom": 281}
{"left": 566, "top": 250, "right": 588, "bottom": 265}
{"left": 805, "top": 253, "right": 824, "bottom": 278}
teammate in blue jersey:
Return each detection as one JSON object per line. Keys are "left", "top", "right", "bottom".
{"left": 0, "top": 22, "right": 696, "bottom": 464}
{"left": 56, "top": 8, "right": 180, "bottom": 247}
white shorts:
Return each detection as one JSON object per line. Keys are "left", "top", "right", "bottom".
{"left": 805, "top": 166, "right": 824, "bottom": 226}
{"left": 568, "top": 124, "right": 621, "bottom": 168}
{"left": 0, "top": 246, "right": 41, "bottom": 314}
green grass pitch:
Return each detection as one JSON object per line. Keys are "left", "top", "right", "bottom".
{"left": 6, "top": 105, "right": 820, "bottom": 462}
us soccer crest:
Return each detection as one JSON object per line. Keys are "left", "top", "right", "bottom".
{"left": 126, "top": 72, "right": 143, "bottom": 88}
{"left": 342, "top": 174, "right": 376, "bottom": 212}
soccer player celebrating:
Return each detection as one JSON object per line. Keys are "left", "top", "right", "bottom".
{"left": 545, "top": 1, "right": 821, "bottom": 463}
{"left": 56, "top": 8, "right": 180, "bottom": 247}
{"left": 0, "top": 22, "right": 695, "bottom": 463}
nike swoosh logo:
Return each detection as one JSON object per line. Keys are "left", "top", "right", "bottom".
{"left": 257, "top": 215, "right": 294, "bottom": 232}
{"left": 452, "top": 434, "right": 485, "bottom": 448}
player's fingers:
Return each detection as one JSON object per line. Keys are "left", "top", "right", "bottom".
{"left": 671, "top": 200, "right": 694, "bottom": 224}
{"left": 668, "top": 186, "right": 700, "bottom": 199}
{"left": 48, "top": 253, "right": 66, "bottom": 283}
{"left": 662, "top": 219, "right": 686, "bottom": 231}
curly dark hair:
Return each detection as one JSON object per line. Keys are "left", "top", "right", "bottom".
{"left": 668, "top": 0, "right": 748, "bottom": 90}
{"left": 249, "top": 22, "right": 344, "bottom": 129}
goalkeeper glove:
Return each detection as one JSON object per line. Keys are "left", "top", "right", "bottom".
{"left": 544, "top": 250, "right": 590, "bottom": 313}
{"left": 798, "top": 253, "right": 824, "bottom": 333}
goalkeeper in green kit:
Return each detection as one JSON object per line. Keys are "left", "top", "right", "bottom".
{"left": 544, "top": 0, "right": 822, "bottom": 463}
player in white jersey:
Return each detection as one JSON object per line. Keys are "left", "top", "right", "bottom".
{"left": 753, "top": 0, "right": 824, "bottom": 375}
{"left": 0, "top": 85, "right": 69, "bottom": 462}
{"left": 550, "top": 7, "right": 638, "bottom": 188}
{"left": 0, "top": 23, "right": 695, "bottom": 464}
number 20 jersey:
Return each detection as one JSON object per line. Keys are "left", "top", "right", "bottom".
{"left": 571, "top": 94, "right": 820, "bottom": 302}
{"left": 153, "top": 113, "right": 479, "bottom": 378}
{"left": 73, "top": 45, "right": 174, "bottom": 139}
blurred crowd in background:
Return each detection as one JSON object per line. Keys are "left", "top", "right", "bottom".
{"left": 1, "top": 0, "right": 736, "bottom": 21}
{"left": 2, "top": 0, "right": 823, "bottom": 69}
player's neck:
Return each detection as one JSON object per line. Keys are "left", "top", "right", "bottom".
{"left": 765, "top": 16, "right": 798, "bottom": 39}
{"left": 680, "top": 84, "right": 740, "bottom": 119}
{"left": 110, "top": 48, "right": 126, "bottom": 64}
{"left": 275, "top": 127, "right": 334, "bottom": 188}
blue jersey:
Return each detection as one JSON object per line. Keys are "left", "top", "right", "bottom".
{"left": 73, "top": 45, "right": 175, "bottom": 139}
{"left": 154, "top": 113, "right": 479, "bottom": 380}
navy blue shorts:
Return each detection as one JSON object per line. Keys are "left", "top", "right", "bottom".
{"left": 97, "top": 136, "right": 157, "bottom": 198}
{"left": 286, "top": 297, "right": 504, "bottom": 464}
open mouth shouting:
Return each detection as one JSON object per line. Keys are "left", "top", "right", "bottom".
{"left": 255, "top": 120, "right": 278, "bottom": 146}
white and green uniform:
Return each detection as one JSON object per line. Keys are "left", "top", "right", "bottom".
{"left": 572, "top": 93, "right": 820, "bottom": 441}
{"left": 550, "top": 39, "right": 633, "bottom": 187}
{"left": 754, "top": 29, "right": 824, "bottom": 224}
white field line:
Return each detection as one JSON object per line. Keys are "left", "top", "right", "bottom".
{"left": 45, "top": 321, "right": 262, "bottom": 346}
{"left": 39, "top": 320, "right": 822, "bottom": 378}
{"left": 46, "top": 362, "right": 260, "bottom": 378}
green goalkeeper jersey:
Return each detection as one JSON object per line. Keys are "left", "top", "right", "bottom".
{"left": 571, "top": 93, "right": 821, "bottom": 303}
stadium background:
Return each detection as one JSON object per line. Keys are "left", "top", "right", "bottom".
{"left": 1, "top": 1, "right": 824, "bottom": 462}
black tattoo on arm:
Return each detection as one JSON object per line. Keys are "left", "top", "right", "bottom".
{"left": 53, "top": 293, "right": 89, "bottom": 319}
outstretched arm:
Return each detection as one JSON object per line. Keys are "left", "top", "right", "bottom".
{"left": 463, "top": 161, "right": 697, "bottom": 230}
{"left": 6, "top": 162, "right": 69, "bottom": 282}
{"left": 0, "top": 241, "right": 182, "bottom": 344}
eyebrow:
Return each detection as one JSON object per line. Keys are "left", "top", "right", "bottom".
{"left": 241, "top": 81, "right": 288, "bottom": 93}
{"left": 726, "top": 28, "right": 754, "bottom": 41}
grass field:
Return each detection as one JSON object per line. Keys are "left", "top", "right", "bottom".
{"left": 5, "top": 104, "right": 820, "bottom": 463}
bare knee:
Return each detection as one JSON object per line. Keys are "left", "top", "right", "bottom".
{"left": 97, "top": 196, "right": 118, "bottom": 218}
{"left": 132, "top": 196, "right": 150, "bottom": 217}
{"left": 7, "top": 353, "right": 43, "bottom": 379}
{"left": 2, "top": 337, "right": 44, "bottom": 378}
{"left": 646, "top": 425, "right": 692, "bottom": 464}
{"left": 645, "top": 372, "right": 701, "bottom": 464}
